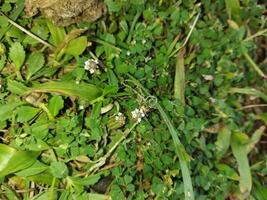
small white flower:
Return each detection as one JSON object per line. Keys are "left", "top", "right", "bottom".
{"left": 142, "top": 39, "right": 146, "bottom": 44}
{"left": 131, "top": 40, "right": 136, "bottom": 45}
{"left": 79, "top": 105, "right": 84, "bottom": 110}
{"left": 131, "top": 107, "right": 146, "bottom": 123}
{"left": 84, "top": 58, "right": 99, "bottom": 74}
{"left": 115, "top": 112, "right": 125, "bottom": 122}
{"left": 144, "top": 56, "right": 152, "bottom": 63}
{"left": 127, "top": 51, "right": 131, "bottom": 56}
{"left": 75, "top": 80, "right": 80, "bottom": 84}
{"left": 209, "top": 97, "right": 216, "bottom": 103}
{"left": 202, "top": 74, "right": 214, "bottom": 81}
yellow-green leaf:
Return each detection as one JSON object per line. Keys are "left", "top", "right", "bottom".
{"left": 30, "top": 81, "right": 102, "bottom": 102}
{"left": 9, "top": 42, "right": 25, "bottom": 70}
{"left": 231, "top": 133, "right": 252, "bottom": 197}
{"left": 0, "top": 144, "right": 38, "bottom": 178}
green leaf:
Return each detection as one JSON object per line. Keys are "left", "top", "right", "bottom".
{"left": 69, "top": 172, "right": 103, "bottom": 186}
{"left": 216, "top": 163, "right": 239, "bottom": 181}
{"left": 0, "top": 144, "right": 38, "bottom": 177}
{"left": 66, "top": 36, "right": 87, "bottom": 57}
{"left": 50, "top": 161, "right": 69, "bottom": 178}
{"left": 15, "top": 161, "right": 49, "bottom": 177}
{"left": 225, "top": 0, "right": 241, "bottom": 24}
{"left": 26, "top": 52, "right": 45, "bottom": 80}
{"left": 247, "top": 126, "right": 265, "bottom": 153}
{"left": 31, "top": 81, "right": 102, "bottom": 102}
{"left": 16, "top": 106, "right": 40, "bottom": 122}
{"left": 47, "top": 20, "right": 66, "bottom": 46}
{"left": 0, "top": 102, "right": 23, "bottom": 121}
{"left": 9, "top": 42, "right": 25, "bottom": 70}
{"left": 7, "top": 79, "right": 29, "bottom": 95}
{"left": 231, "top": 132, "right": 252, "bottom": 197}
{"left": 215, "top": 126, "right": 232, "bottom": 160}
{"left": 48, "top": 95, "right": 64, "bottom": 117}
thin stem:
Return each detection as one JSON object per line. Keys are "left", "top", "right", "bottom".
{"left": 0, "top": 11, "right": 55, "bottom": 49}
{"left": 244, "top": 29, "right": 267, "bottom": 41}
{"left": 243, "top": 52, "right": 267, "bottom": 79}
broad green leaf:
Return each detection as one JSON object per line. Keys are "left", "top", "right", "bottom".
{"left": 216, "top": 163, "right": 239, "bottom": 181}
{"left": 47, "top": 20, "right": 66, "bottom": 46}
{"left": 31, "top": 81, "right": 102, "bottom": 102}
{"left": 215, "top": 126, "right": 232, "bottom": 160}
{"left": 229, "top": 87, "right": 267, "bottom": 102}
{"left": 16, "top": 106, "right": 40, "bottom": 122}
{"left": 28, "top": 171, "right": 55, "bottom": 185}
{"left": 0, "top": 144, "right": 38, "bottom": 177}
{"left": 9, "top": 42, "right": 25, "bottom": 70}
{"left": 231, "top": 133, "right": 252, "bottom": 197}
{"left": 225, "top": 0, "right": 241, "bottom": 23}
{"left": 50, "top": 161, "right": 69, "bottom": 178}
{"left": 0, "top": 102, "right": 23, "bottom": 121}
{"left": 15, "top": 161, "right": 49, "bottom": 177}
{"left": 48, "top": 95, "right": 64, "bottom": 117}
{"left": 7, "top": 79, "right": 29, "bottom": 95}
{"left": 69, "top": 172, "right": 103, "bottom": 186}
{"left": 247, "top": 126, "right": 265, "bottom": 153}
{"left": 85, "top": 102, "right": 103, "bottom": 141}
{"left": 26, "top": 52, "right": 45, "bottom": 80}
{"left": 66, "top": 36, "right": 87, "bottom": 57}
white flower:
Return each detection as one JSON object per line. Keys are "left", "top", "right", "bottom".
{"left": 202, "top": 74, "right": 214, "bottom": 81}
{"left": 84, "top": 59, "right": 99, "bottom": 74}
{"left": 131, "top": 107, "right": 146, "bottom": 123}
{"left": 115, "top": 112, "right": 126, "bottom": 122}
{"left": 127, "top": 51, "right": 131, "bottom": 56}
{"left": 142, "top": 39, "right": 147, "bottom": 44}
{"left": 144, "top": 56, "right": 152, "bottom": 63}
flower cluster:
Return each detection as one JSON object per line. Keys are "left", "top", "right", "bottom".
{"left": 84, "top": 58, "right": 99, "bottom": 74}
{"left": 131, "top": 106, "right": 146, "bottom": 123}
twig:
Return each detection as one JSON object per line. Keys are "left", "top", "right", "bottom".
{"left": 244, "top": 29, "right": 267, "bottom": 41}
{"left": 0, "top": 11, "right": 55, "bottom": 49}
{"left": 239, "top": 104, "right": 267, "bottom": 110}
{"left": 169, "top": 11, "right": 201, "bottom": 58}
{"left": 243, "top": 52, "right": 267, "bottom": 79}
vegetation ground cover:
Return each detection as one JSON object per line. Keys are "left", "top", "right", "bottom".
{"left": 0, "top": 0, "right": 266, "bottom": 199}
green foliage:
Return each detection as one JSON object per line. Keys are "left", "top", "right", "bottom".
{"left": 0, "top": 0, "right": 266, "bottom": 199}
